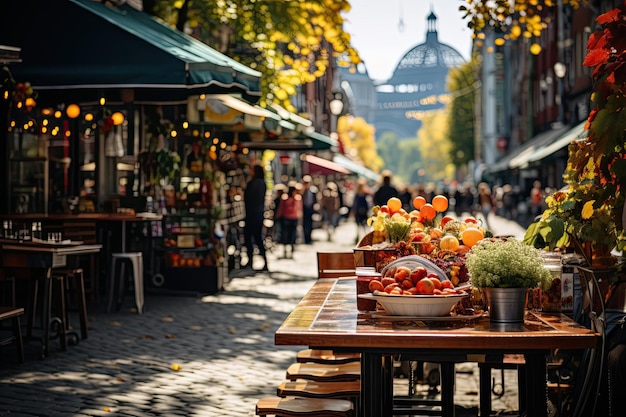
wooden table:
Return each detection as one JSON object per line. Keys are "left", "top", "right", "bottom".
{"left": 1, "top": 242, "right": 102, "bottom": 358}
{"left": 275, "top": 277, "right": 599, "bottom": 417}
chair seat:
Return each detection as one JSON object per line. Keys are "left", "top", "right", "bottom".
{"left": 107, "top": 252, "right": 144, "bottom": 314}
{"left": 286, "top": 362, "right": 360, "bottom": 382}
{"left": 296, "top": 349, "right": 361, "bottom": 365}
{"left": 277, "top": 380, "right": 360, "bottom": 399}
{"left": 256, "top": 396, "right": 354, "bottom": 417}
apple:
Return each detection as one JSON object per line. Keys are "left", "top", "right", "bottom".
{"left": 416, "top": 277, "right": 435, "bottom": 295}
{"left": 440, "top": 215, "right": 455, "bottom": 227}
{"left": 410, "top": 266, "right": 428, "bottom": 284}
{"left": 394, "top": 266, "right": 411, "bottom": 282}
{"left": 440, "top": 280, "right": 454, "bottom": 289}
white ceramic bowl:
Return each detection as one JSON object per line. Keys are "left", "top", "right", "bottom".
{"left": 359, "top": 292, "right": 467, "bottom": 316}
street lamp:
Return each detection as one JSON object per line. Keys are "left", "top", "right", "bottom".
{"left": 554, "top": 62, "right": 567, "bottom": 124}
{"left": 329, "top": 91, "right": 344, "bottom": 135}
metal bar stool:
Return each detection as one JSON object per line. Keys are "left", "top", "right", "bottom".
{"left": 107, "top": 252, "right": 144, "bottom": 314}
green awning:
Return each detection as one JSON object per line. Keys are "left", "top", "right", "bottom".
{"left": 0, "top": 0, "right": 261, "bottom": 102}
{"left": 333, "top": 154, "right": 380, "bottom": 182}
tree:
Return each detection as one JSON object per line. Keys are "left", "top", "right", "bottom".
{"left": 462, "top": 0, "right": 584, "bottom": 55}
{"left": 336, "top": 115, "right": 383, "bottom": 173}
{"left": 418, "top": 110, "right": 455, "bottom": 183}
{"left": 446, "top": 57, "right": 478, "bottom": 172}
{"left": 145, "top": 0, "right": 360, "bottom": 110}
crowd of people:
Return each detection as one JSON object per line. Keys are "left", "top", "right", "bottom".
{"left": 242, "top": 164, "right": 553, "bottom": 273}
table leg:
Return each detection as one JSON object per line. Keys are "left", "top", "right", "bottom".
{"left": 441, "top": 362, "right": 456, "bottom": 417}
{"left": 40, "top": 268, "right": 52, "bottom": 358}
{"left": 382, "top": 355, "right": 394, "bottom": 417}
{"left": 362, "top": 351, "right": 383, "bottom": 417}
{"left": 525, "top": 352, "right": 548, "bottom": 417}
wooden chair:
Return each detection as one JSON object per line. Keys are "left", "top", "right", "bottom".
{"left": 277, "top": 380, "right": 360, "bottom": 400}
{"left": 296, "top": 349, "right": 360, "bottom": 365}
{"left": 286, "top": 362, "right": 360, "bottom": 382}
{"left": 0, "top": 306, "right": 25, "bottom": 363}
{"left": 256, "top": 397, "right": 354, "bottom": 417}
{"left": 60, "top": 220, "right": 100, "bottom": 302}
{"left": 317, "top": 252, "right": 356, "bottom": 278}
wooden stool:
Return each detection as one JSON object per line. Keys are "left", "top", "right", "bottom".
{"left": 256, "top": 397, "right": 354, "bottom": 416}
{"left": 277, "top": 380, "right": 360, "bottom": 400}
{"left": 0, "top": 306, "right": 25, "bottom": 364}
{"left": 107, "top": 252, "right": 144, "bottom": 314}
{"left": 296, "top": 349, "right": 361, "bottom": 365}
{"left": 286, "top": 362, "right": 360, "bottom": 382}
{"left": 54, "top": 268, "right": 89, "bottom": 340}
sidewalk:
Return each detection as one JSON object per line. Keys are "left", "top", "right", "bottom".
{"left": 0, "top": 215, "right": 525, "bottom": 416}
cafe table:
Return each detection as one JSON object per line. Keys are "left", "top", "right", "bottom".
{"left": 1, "top": 241, "right": 102, "bottom": 358}
{"left": 274, "top": 277, "right": 599, "bottom": 417}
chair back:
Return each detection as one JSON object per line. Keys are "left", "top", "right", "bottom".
{"left": 317, "top": 252, "right": 355, "bottom": 278}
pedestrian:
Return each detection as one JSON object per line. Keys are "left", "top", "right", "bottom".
{"left": 243, "top": 164, "right": 268, "bottom": 271}
{"left": 530, "top": 180, "right": 543, "bottom": 221}
{"left": 320, "top": 182, "right": 340, "bottom": 241}
{"left": 276, "top": 185, "right": 302, "bottom": 259}
{"left": 271, "top": 183, "right": 287, "bottom": 246}
{"left": 477, "top": 182, "right": 493, "bottom": 230}
{"left": 351, "top": 179, "right": 371, "bottom": 244}
{"left": 398, "top": 185, "right": 413, "bottom": 212}
{"left": 301, "top": 175, "right": 317, "bottom": 244}
{"left": 373, "top": 170, "right": 398, "bottom": 207}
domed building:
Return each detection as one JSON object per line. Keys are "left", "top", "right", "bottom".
{"left": 374, "top": 9, "right": 466, "bottom": 140}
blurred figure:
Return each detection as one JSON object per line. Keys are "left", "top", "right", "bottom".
{"left": 373, "top": 170, "right": 398, "bottom": 206}
{"left": 477, "top": 182, "right": 494, "bottom": 230}
{"left": 352, "top": 179, "right": 371, "bottom": 244}
{"left": 276, "top": 185, "right": 302, "bottom": 259}
{"left": 301, "top": 175, "right": 317, "bottom": 244}
{"left": 271, "top": 183, "right": 287, "bottom": 249}
{"left": 320, "top": 182, "right": 341, "bottom": 241}
{"left": 243, "top": 165, "right": 268, "bottom": 271}
{"left": 501, "top": 184, "right": 517, "bottom": 221}
{"left": 530, "top": 180, "right": 543, "bottom": 220}
{"left": 398, "top": 185, "right": 412, "bottom": 212}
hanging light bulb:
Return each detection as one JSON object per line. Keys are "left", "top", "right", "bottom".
{"left": 111, "top": 111, "right": 125, "bottom": 125}
{"left": 66, "top": 104, "right": 81, "bottom": 119}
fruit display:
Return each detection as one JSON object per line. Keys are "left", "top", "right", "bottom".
{"left": 360, "top": 195, "right": 492, "bottom": 286}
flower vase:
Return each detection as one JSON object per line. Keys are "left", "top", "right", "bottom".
{"left": 483, "top": 287, "right": 527, "bottom": 323}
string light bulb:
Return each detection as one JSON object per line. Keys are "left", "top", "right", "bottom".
{"left": 66, "top": 104, "right": 81, "bottom": 119}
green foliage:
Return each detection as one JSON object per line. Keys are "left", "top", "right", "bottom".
{"left": 446, "top": 58, "right": 478, "bottom": 167}
{"left": 147, "top": 0, "right": 360, "bottom": 110}
{"left": 526, "top": 3, "right": 626, "bottom": 264}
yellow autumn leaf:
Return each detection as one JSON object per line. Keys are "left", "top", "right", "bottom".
{"left": 171, "top": 364, "right": 182, "bottom": 371}
{"left": 582, "top": 200, "right": 596, "bottom": 220}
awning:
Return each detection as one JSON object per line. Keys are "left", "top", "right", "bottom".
{"left": 333, "top": 154, "right": 381, "bottom": 182}
{"left": 0, "top": 0, "right": 261, "bottom": 102}
{"left": 488, "top": 125, "right": 570, "bottom": 173}
{"left": 303, "top": 154, "right": 350, "bottom": 176}
{"left": 300, "top": 131, "right": 338, "bottom": 151}
{"left": 203, "top": 95, "right": 280, "bottom": 120}
{"left": 527, "top": 121, "right": 587, "bottom": 163}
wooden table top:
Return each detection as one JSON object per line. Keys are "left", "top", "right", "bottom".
{"left": 275, "top": 277, "right": 599, "bottom": 351}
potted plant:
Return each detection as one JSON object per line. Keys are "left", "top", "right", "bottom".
{"left": 465, "top": 237, "right": 551, "bottom": 322}
{"left": 525, "top": 4, "right": 626, "bottom": 268}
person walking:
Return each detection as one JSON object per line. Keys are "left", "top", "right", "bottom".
{"left": 243, "top": 164, "right": 268, "bottom": 271}
{"left": 301, "top": 175, "right": 316, "bottom": 244}
{"left": 477, "top": 182, "right": 494, "bottom": 230}
{"left": 320, "top": 182, "right": 341, "bottom": 241}
{"left": 276, "top": 185, "right": 302, "bottom": 259}
{"left": 351, "top": 179, "right": 371, "bottom": 244}
{"left": 373, "top": 170, "right": 398, "bottom": 207}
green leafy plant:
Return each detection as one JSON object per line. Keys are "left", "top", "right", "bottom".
{"left": 524, "top": 3, "right": 626, "bottom": 266}
{"left": 466, "top": 238, "right": 551, "bottom": 289}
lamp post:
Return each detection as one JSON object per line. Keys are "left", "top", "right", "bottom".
{"left": 554, "top": 61, "right": 567, "bottom": 124}
{"left": 329, "top": 92, "right": 344, "bottom": 134}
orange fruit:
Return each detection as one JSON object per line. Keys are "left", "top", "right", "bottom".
{"left": 413, "top": 196, "right": 426, "bottom": 209}
{"left": 432, "top": 195, "right": 449, "bottom": 213}
{"left": 461, "top": 227, "right": 484, "bottom": 248}
{"left": 387, "top": 197, "right": 402, "bottom": 213}
{"left": 420, "top": 203, "right": 436, "bottom": 221}
{"left": 440, "top": 234, "right": 460, "bottom": 251}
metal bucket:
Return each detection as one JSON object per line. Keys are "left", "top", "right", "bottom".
{"left": 483, "top": 287, "right": 527, "bottom": 323}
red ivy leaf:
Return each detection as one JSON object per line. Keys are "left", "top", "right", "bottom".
{"left": 584, "top": 48, "right": 610, "bottom": 68}
{"left": 596, "top": 7, "right": 621, "bottom": 25}
{"left": 587, "top": 31, "right": 606, "bottom": 50}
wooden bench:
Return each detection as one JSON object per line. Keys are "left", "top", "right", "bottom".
{"left": 256, "top": 397, "right": 354, "bottom": 416}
